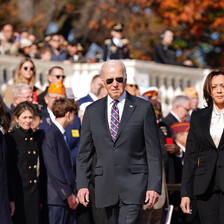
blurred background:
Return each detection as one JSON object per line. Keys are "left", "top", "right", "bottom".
{"left": 1, "top": 0, "right": 224, "bottom": 68}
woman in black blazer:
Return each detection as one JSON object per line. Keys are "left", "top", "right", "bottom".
{"left": 180, "top": 70, "right": 224, "bottom": 224}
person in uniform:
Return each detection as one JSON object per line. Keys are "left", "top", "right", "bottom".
{"left": 5, "top": 101, "right": 42, "bottom": 224}
{"left": 103, "top": 23, "right": 130, "bottom": 61}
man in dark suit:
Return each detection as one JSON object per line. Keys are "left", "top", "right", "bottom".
{"left": 42, "top": 98, "right": 79, "bottom": 224}
{"left": 163, "top": 96, "right": 191, "bottom": 223}
{"left": 77, "top": 74, "right": 102, "bottom": 107}
{"left": 163, "top": 95, "right": 191, "bottom": 127}
{"left": 76, "top": 60, "right": 162, "bottom": 224}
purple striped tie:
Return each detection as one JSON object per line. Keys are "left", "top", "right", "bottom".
{"left": 110, "top": 100, "right": 119, "bottom": 141}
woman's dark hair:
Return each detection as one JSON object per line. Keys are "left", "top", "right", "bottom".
{"left": 11, "top": 101, "right": 35, "bottom": 129}
{"left": 203, "top": 69, "right": 224, "bottom": 107}
{"left": 0, "top": 98, "right": 10, "bottom": 133}
{"left": 52, "top": 98, "right": 76, "bottom": 118}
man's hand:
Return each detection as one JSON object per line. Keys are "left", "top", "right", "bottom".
{"left": 145, "top": 190, "right": 159, "bottom": 208}
{"left": 10, "top": 201, "right": 15, "bottom": 216}
{"left": 77, "top": 188, "right": 89, "bottom": 207}
{"left": 180, "top": 197, "right": 192, "bottom": 214}
{"left": 67, "top": 194, "right": 79, "bottom": 210}
{"left": 165, "top": 144, "right": 179, "bottom": 154}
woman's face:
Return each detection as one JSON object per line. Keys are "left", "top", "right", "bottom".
{"left": 20, "top": 61, "right": 35, "bottom": 81}
{"left": 16, "top": 109, "right": 34, "bottom": 130}
{"left": 211, "top": 74, "right": 224, "bottom": 109}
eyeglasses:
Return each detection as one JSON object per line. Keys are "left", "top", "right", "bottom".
{"left": 52, "top": 75, "right": 66, "bottom": 79}
{"left": 180, "top": 105, "right": 190, "bottom": 112}
{"left": 23, "top": 66, "right": 34, "bottom": 71}
{"left": 105, "top": 77, "right": 124, "bottom": 85}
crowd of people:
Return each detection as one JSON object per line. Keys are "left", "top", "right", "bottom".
{"left": 0, "top": 22, "right": 196, "bottom": 67}
{"left": 0, "top": 20, "right": 223, "bottom": 224}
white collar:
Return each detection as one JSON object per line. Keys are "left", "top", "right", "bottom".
{"left": 170, "top": 110, "right": 181, "bottom": 122}
{"left": 89, "top": 92, "right": 98, "bottom": 101}
{"left": 107, "top": 91, "right": 126, "bottom": 105}
{"left": 53, "top": 119, "right": 65, "bottom": 135}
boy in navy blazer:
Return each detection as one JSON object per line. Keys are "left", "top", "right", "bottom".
{"left": 42, "top": 98, "right": 79, "bottom": 224}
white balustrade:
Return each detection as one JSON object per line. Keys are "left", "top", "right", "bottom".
{"left": 0, "top": 55, "right": 210, "bottom": 116}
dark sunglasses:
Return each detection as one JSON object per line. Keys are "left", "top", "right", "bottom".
{"left": 106, "top": 77, "right": 124, "bottom": 85}
{"left": 23, "top": 66, "right": 34, "bottom": 71}
{"left": 56, "top": 75, "right": 65, "bottom": 79}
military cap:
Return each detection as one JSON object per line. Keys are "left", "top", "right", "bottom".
{"left": 112, "top": 23, "right": 124, "bottom": 32}
{"left": 171, "top": 121, "right": 190, "bottom": 135}
{"left": 142, "top": 87, "right": 158, "bottom": 99}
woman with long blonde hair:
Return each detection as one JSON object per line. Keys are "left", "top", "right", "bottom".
{"left": 4, "top": 58, "right": 42, "bottom": 106}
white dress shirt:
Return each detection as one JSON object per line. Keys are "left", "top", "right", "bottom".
{"left": 210, "top": 104, "right": 224, "bottom": 148}
{"left": 107, "top": 91, "right": 126, "bottom": 128}
{"left": 47, "top": 107, "right": 56, "bottom": 124}
{"left": 112, "top": 37, "right": 123, "bottom": 48}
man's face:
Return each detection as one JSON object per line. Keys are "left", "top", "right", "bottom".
{"left": 102, "top": 63, "right": 126, "bottom": 100}
{"left": 14, "top": 88, "right": 33, "bottom": 105}
{"left": 48, "top": 68, "right": 65, "bottom": 84}
{"left": 2, "top": 24, "right": 13, "bottom": 41}
{"left": 162, "top": 30, "right": 174, "bottom": 46}
{"left": 177, "top": 100, "right": 191, "bottom": 121}
{"left": 91, "top": 77, "right": 103, "bottom": 96}
{"left": 111, "top": 30, "right": 122, "bottom": 39}
{"left": 125, "top": 84, "right": 137, "bottom": 96}
{"left": 67, "top": 45, "right": 78, "bottom": 56}
{"left": 189, "top": 96, "right": 198, "bottom": 110}
{"left": 49, "top": 35, "right": 60, "bottom": 50}
{"left": 44, "top": 93, "right": 65, "bottom": 111}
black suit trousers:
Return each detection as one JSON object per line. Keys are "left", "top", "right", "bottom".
{"left": 197, "top": 191, "right": 224, "bottom": 224}
{"left": 105, "top": 201, "right": 141, "bottom": 224}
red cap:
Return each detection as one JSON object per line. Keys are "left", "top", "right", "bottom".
{"left": 171, "top": 122, "right": 190, "bottom": 135}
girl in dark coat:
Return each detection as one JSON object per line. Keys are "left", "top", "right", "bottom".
{"left": 5, "top": 102, "right": 41, "bottom": 224}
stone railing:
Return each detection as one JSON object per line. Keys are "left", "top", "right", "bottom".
{"left": 0, "top": 55, "right": 210, "bottom": 115}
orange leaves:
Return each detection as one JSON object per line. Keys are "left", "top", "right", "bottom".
{"left": 89, "top": 20, "right": 99, "bottom": 29}
{"left": 153, "top": 0, "right": 224, "bottom": 39}
{"left": 212, "top": 18, "right": 224, "bottom": 29}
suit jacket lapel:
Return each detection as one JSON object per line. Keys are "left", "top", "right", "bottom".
{"left": 200, "top": 105, "right": 217, "bottom": 149}
{"left": 101, "top": 97, "right": 112, "bottom": 140}
{"left": 115, "top": 93, "right": 136, "bottom": 142}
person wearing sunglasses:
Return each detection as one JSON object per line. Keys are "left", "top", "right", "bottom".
{"left": 77, "top": 60, "right": 162, "bottom": 224}
{"left": 4, "top": 58, "right": 42, "bottom": 106}
{"left": 37, "top": 66, "right": 65, "bottom": 110}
